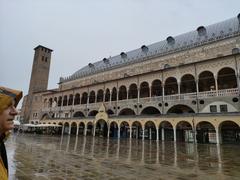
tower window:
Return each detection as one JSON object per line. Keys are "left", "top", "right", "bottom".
{"left": 42, "top": 56, "right": 44, "bottom": 61}
{"left": 45, "top": 57, "right": 48, "bottom": 62}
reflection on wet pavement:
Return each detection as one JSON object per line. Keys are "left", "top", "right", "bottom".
{"left": 6, "top": 134, "right": 240, "bottom": 179}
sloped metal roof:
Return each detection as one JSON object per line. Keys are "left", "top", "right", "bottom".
{"left": 60, "top": 15, "right": 240, "bottom": 83}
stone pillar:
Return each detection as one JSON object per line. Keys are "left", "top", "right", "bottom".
{"left": 68, "top": 125, "right": 71, "bottom": 135}
{"left": 161, "top": 128, "right": 165, "bottom": 141}
{"left": 110, "top": 90, "right": 112, "bottom": 105}
{"left": 156, "top": 128, "right": 159, "bottom": 141}
{"left": 127, "top": 88, "right": 129, "bottom": 100}
{"left": 129, "top": 126, "right": 132, "bottom": 139}
{"left": 137, "top": 88, "right": 140, "bottom": 103}
{"left": 149, "top": 86, "right": 152, "bottom": 98}
{"left": 173, "top": 127, "right": 176, "bottom": 142}
{"left": 93, "top": 124, "right": 96, "bottom": 136}
{"left": 162, "top": 85, "right": 165, "bottom": 101}
{"left": 118, "top": 126, "right": 120, "bottom": 139}
{"left": 107, "top": 125, "right": 110, "bottom": 138}
{"left": 142, "top": 128, "right": 145, "bottom": 140}
{"left": 76, "top": 124, "right": 79, "bottom": 136}
{"left": 178, "top": 81, "right": 181, "bottom": 99}
{"left": 61, "top": 124, "right": 65, "bottom": 135}
{"left": 84, "top": 126, "right": 87, "bottom": 136}
{"left": 216, "top": 127, "right": 221, "bottom": 144}
{"left": 214, "top": 75, "right": 218, "bottom": 96}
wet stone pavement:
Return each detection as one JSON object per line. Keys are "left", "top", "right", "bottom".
{"left": 5, "top": 133, "right": 240, "bottom": 180}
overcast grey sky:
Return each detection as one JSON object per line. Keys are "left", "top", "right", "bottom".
{"left": 0, "top": 0, "right": 239, "bottom": 107}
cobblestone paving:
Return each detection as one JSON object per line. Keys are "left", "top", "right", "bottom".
{"left": 5, "top": 134, "right": 240, "bottom": 179}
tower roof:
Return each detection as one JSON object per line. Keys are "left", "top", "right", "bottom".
{"left": 34, "top": 45, "right": 53, "bottom": 52}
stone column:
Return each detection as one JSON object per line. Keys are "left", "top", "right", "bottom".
{"left": 137, "top": 88, "right": 140, "bottom": 103}
{"left": 156, "top": 128, "right": 159, "bottom": 141}
{"left": 129, "top": 125, "right": 132, "bottom": 139}
{"left": 149, "top": 86, "right": 152, "bottom": 98}
{"left": 84, "top": 126, "right": 87, "bottom": 136}
{"left": 76, "top": 124, "right": 79, "bottom": 136}
{"left": 68, "top": 124, "right": 71, "bottom": 135}
{"left": 142, "top": 128, "right": 145, "bottom": 140}
{"left": 214, "top": 75, "right": 218, "bottom": 96}
{"left": 173, "top": 127, "right": 176, "bottom": 142}
{"left": 162, "top": 85, "right": 165, "bottom": 101}
{"left": 107, "top": 124, "right": 110, "bottom": 138}
{"left": 161, "top": 128, "right": 165, "bottom": 141}
{"left": 149, "top": 128, "right": 152, "bottom": 140}
{"left": 127, "top": 88, "right": 129, "bottom": 100}
{"left": 61, "top": 124, "right": 65, "bottom": 135}
{"left": 93, "top": 124, "right": 96, "bottom": 136}
{"left": 178, "top": 81, "right": 181, "bottom": 99}
{"left": 118, "top": 126, "right": 120, "bottom": 139}
{"left": 110, "top": 90, "right": 112, "bottom": 105}
{"left": 216, "top": 127, "right": 221, "bottom": 144}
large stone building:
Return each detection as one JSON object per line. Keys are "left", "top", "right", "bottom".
{"left": 22, "top": 14, "right": 240, "bottom": 144}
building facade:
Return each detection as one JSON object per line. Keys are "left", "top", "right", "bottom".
{"left": 22, "top": 14, "right": 240, "bottom": 144}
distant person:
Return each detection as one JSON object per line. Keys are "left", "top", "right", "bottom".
{"left": 0, "top": 86, "right": 22, "bottom": 180}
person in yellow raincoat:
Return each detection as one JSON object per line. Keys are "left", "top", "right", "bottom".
{"left": 0, "top": 86, "right": 22, "bottom": 180}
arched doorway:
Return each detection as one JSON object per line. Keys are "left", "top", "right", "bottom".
{"left": 198, "top": 71, "right": 215, "bottom": 92}
{"left": 217, "top": 67, "right": 237, "bottom": 90}
{"left": 120, "top": 121, "right": 130, "bottom": 138}
{"left": 110, "top": 121, "right": 118, "bottom": 138}
{"left": 86, "top": 122, "right": 93, "bottom": 136}
{"left": 159, "top": 121, "right": 173, "bottom": 141}
{"left": 176, "top": 121, "right": 193, "bottom": 142}
{"left": 144, "top": 121, "right": 157, "bottom": 140}
{"left": 180, "top": 74, "right": 196, "bottom": 93}
{"left": 196, "top": 121, "right": 215, "bottom": 144}
{"left": 95, "top": 119, "right": 108, "bottom": 137}
{"left": 63, "top": 122, "right": 69, "bottom": 135}
{"left": 78, "top": 122, "right": 85, "bottom": 135}
{"left": 73, "top": 111, "right": 85, "bottom": 118}
{"left": 97, "top": 89, "right": 104, "bottom": 102}
{"left": 220, "top": 121, "right": 240, "bottom": 144}
{"left": 151, "top": 79, "right": 162, "bottom": 96}
{"left": 118, "top": 86, "right": 127, "bottom": 100}
{"left": 71, "top": 122, "right": 77, "bottom": 135}
{"left": 165, "top": 77, "right": 178, "bottom": 95}
{"left": 140, "top": 82, "right": 150, "bottom": 98}
{"left": 128, "top": 84, "right": 138, "bottom": 99}
{"left": 132, "top": 121, "right": 142, "bottom": 139}
{"left": 89, "top": 91, "right": 96, "bottom": 103}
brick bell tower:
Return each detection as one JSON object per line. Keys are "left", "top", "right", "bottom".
{"left": 22, "top": 45, "right": 53, "bottom": 122}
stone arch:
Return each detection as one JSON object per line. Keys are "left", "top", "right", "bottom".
{"left": 73, "top": 111, "right": 85, "bottom": 118}
{"left": 89, "top": 91, "right": 96, "bottom": 103}
{"left": 97, "top": 89, "right": 104, "bottom": 102}
{"left": 144, "top": 121, "right": 157, "bottom": 140}
{"left": 68, "top": 94, "right": 73, "bottom": 106}
{"left": 118, "top": 85, "right": 127, "bottom": 100}
{"left": 132, "top": 121, "right": 142, "bottom": 139}
{"left": 196, "top": 121, "right": 215, "bottom": 144}
{"left": 95, "top": 119, "right": 108, "bottom": 137}
{"left": 140, "top": 81, "right": 150, "bottom": 98}
{"left": 141, "top": 106, "right": 161, "bottom": 115}
{"left": 151, "top": 79, "right": 162, "bottom": 96}
{"left": 118, "top": 108, "right": 136, "bottom": 116}
{"left": 176, "top": 121, "right": 193, "bottom": 142}
{"left": 159, "top": 121, "right": 174, "bottom": 141}
{"left": 88, "top": 110, "right": 98, "bottom": 117}
{"left": 180, "top": 74, "right": 196, "bottom": 93}
{"left": 198, "top": 71, "right": 215, "bottom": 92}
{"left": 63, "top": 122, "right": 70, "bottom": 134}
{"left": 128, "top": 83, "right": 138, "bottom": 99}
{"left": 219, "top": 121, "right": 240, "bottom": 144}
{"left": 81, "top": 92, "right": 88, "bottom": 104}
{"left": 86, "top": 122, "right": 93, "bottom": 136}
{"left": 71, "top": 122, "right": 78, "bottom": 135}
{"left": 110, "top": 121, "right": 119, "bottom": 138}
{"left": 217, "top": 67, "right": 237, "bottom": 90}
{"left": 62, "top": 95, "right": 68, "bottom": 106}
{"left": 120, "top": 121, "right": 130, "bottom": 138}
{"left": 105, "top": 88, "right": 110, "bottom": 102}
{"left": 48, "top": 98, "right": 53, "bottom": 107}
{"left": 74, "top": 93, "right": 80, "bottom": 105}
{"left": 167, "top": 104, "right": 195, "bottom": 114}
{"left": 165, "top": 77, "right": 178, "bottom": 95}
{"left": 111, "top": 87, "right": 117, "bottom": 101}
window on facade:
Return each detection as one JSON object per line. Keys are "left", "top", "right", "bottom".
{"left": 65, "top": 113, "right": 69, "bottom": 118}
{"left": 45, "top": 57, "right": 48, "bottom": 62}
{"left": 210, "top": 105, "right": 217, "bottom": 113}
{"left": 42, "top": 56, "right": 44, "bottom": 61}
{"left": 220, "top": 104, "right": 228, "bottom": 112}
